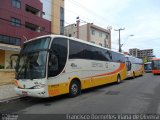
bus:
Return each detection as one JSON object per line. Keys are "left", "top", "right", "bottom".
{"left": 144, "top": 62, "right": 152, "bottom": 73}
{"left": 125, "top": 55, "right": 144, "bottom": 78}
{"left": 13, "top": 35, "right": 127, "bottom": 98}
{"left": 152, "top": 58, "right": 160, "bottom": 75}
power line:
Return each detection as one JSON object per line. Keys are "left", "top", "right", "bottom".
{"left": 68, "top": 0, "right": 112, "bottom": 27}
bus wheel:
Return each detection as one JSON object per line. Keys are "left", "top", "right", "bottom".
{"left": 69, "top": 80, "right": 81, "bottom": 97}
{"left": 117, "top": 75, "right": 121, "bottom": 84}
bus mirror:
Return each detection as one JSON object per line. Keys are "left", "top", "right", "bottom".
{"left": 10, "top": 54, "right": 19, "bottom": 58}
{"left": 10, "top": 54, "right": 19, "bottom": 69}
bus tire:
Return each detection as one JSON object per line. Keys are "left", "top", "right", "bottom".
{"left": 69, "top": 80, "right": 81, "bottom": 97}
{"left": 117, "top": 75, "right": 121, "bottom": 84}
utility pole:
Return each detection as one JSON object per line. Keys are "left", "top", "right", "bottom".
{"left": 115, "top": 28, "right": 125, "bottom": 52}
{"left": 76, "top": 17, "right": 80, "bottom": 39}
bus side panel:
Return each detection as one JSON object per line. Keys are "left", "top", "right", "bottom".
{"left": 91, "top": 63, "right": 126, "bottom": 87}
{"left": 120, "top": 64, "right": 127, "bottom": 80}
{"left": 152, "top": 70, "right": 160, "bottom": 74}
{"left": 47, "top": 60, "right": 127, "bottom": 97}
{"left": 134, "top": 64, "right": 144, "bottom": 76}
{"left": 81, "top": 78, "right": 92, "bottom": 89}
{"left": 129, "top": 64, "right": 144, "bottom": 77}
{"left": 48, "top": 82, "right": 69, "bottom": 97}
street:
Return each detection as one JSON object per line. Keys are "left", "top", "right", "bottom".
{"left": 0, "top": 73, "right": 160, "bottom": 119}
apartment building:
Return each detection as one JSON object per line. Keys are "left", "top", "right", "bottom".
{"left": 129, "top": 48, "right": 140, "bottom": 58}
{"left": 64, "top": 23, "right": 111, "bottom": 49}
{"left": 129, "top": 48, "right": 154, "bottom": 58}
{"left": 0, "top": 0, "right": 64, "bottom": 69}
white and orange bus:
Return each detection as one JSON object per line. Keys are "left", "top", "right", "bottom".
{"left": 13, "top": 35, "right": 127, "bottom": 98}
{"left": 125, "top": 55, "right": 144, "bottom": 78}
{"left": 152, "top": 58, "right": 160, "bottom": 75}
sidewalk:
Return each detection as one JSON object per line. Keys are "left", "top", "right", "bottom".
{"left": 0, "top": 84, "right": 20, "bottom": 102}
{"left": 0, "top": 69, "right": 20, "bottom": 102}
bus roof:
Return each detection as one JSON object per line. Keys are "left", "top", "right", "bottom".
{"left": 24, "top": 34, "right": 124, "bottom": 55}
{"left": 144, "top": 62, "right": 151, "bottom": 64}
{"left": 152, "top": 58, "right": 160, "bottom": 61}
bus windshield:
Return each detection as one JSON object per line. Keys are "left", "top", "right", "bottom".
{"left": 144, "top": 62, "right": 152, "bottom": 71}
{"left": 16, "top": 37, "right": 51, "bottom": 79}
{"left": 152, "top": 60, "right": 160, "bottom": 70}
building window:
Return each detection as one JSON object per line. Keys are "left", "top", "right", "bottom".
{"left": 60, "top": 20, "right": 64, "bottom": 35}
{"left": 91, "top": 29, "right": 95, "bottom": 35}
{"left": 99, "top": 32, "right": 102, "bottom": 37}
{"left": 11, "top": 0, "right": 21, "bottom": 9}
{"left": 0, "top": 34, "right": 21, "bottom": 46}
{"left": 11, "top": 17, "right": 21, "bottom": 27}
{"left": 42, "top": 12, "right": 45, "bottom": 15}
{"left": 25, "top": 22, "right": 40, "bottom": 32}
{"left": 104, "top": 39, "right": 107, "bottom": 48}
{"left": 40, "top": 27, "right": 45, "bottom": 32}
{"left": 106, "top": 34, "right": 109, "bottom": 39}
{"left": 60, "top": 7, "right": 64, "bottom": 35}
{"left": 25, "top": 5, "right": 40, "bottom": 16}
{"left": 69, "top": 34, "right": 72, "bottom": 37}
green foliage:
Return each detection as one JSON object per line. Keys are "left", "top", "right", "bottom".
{"left": 0, "top": 64, "right": 4, "bottom": 69}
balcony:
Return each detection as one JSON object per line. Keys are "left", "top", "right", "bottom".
{"left": 25, "top": 5, "right": 40, "bottom": 17}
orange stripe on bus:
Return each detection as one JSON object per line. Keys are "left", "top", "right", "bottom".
{"left": 82, "top": 63, "right": 126, "bottom": 79}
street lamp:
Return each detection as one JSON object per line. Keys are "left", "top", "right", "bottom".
{"left": 121, "top": 35, "right": 134, "bottom": 48}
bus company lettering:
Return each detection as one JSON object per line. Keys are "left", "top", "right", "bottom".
{"left": 92, "top": 62, "right": 103, "bottom": 68}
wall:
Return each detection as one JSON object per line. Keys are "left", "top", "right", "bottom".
{"left": 0, "top": 69, "right": 15, "bottom": 84}
{"left": 0, "top": 0, "right": 51, "bottom": 45}
{"left": 52, "top": 0, "right": 60, "bottom": 34}
{"left": 79, "top": 24, "right": 87, "bottom": 41}
{"left": 52, "top": 0, "right": 64, "bottom": 34}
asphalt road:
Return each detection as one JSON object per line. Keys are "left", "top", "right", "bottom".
{"left": 0, "top": 73, "right": 160, "bottom": 119}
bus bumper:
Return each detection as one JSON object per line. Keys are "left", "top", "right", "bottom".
{"left": 152, "top": 70, "right": 160, "bottom": 74}
{"left": 14, "top": 87, "right": 48, "bottom": 98}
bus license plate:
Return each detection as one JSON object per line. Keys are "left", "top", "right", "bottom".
{"left": 22, "top": 91, "right": 28, "bottom": 95}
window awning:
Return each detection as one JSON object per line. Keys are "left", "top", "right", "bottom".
{"left": 0, "top": 43, "right": 21, "bottom": 52}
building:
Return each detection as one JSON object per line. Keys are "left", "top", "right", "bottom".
{"left": 0, "top": 0, "right": 64, "bottom": 69}
{"left": 129, "top": 48, "right": 140, "bottom": 58}
{"left": 139, "top": 49, "right": 154, "bottom": 58}
{"left": 51, "top": 0, "right": 64, "bottom": 35}
{"left": 129, "top": 48, "right": 154, "bottom": 60}
{"left": 64, "top": 23, "right": 111, "bottom": 49}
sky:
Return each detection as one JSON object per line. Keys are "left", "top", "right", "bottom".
{"left": 65, "top": 0, "right": 160, "bottom": 58}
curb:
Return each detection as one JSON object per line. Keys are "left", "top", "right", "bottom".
{"left": 0, "top": 96, "right": 22, "bottom": 103}
{"left": 0, "top": 82, "right": 13, "bottom": 86}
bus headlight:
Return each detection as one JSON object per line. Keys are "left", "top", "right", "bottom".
{"left": 32, "top": 84, "right": 45, "bottom": 89}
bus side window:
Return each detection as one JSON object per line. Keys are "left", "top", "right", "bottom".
{"left": 48, "top": 38, "right": 68, "bottom": 77}
{"left": 49, "top": 54, "right": 58, "bottom": 71}
{"left": 126, "top": 61, "right": 131, "bottom": 71}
